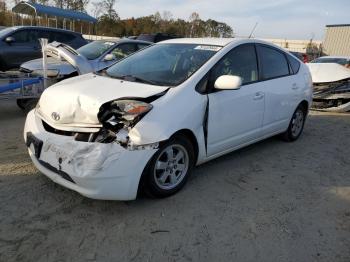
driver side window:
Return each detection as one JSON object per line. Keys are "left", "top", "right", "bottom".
{"left": 209, "top": 44, "right": 258, "bottom": 88}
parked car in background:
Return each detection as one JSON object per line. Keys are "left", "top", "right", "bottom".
{"left": 307, "top": 62, "right": 350, "bottom": 112}
{"left": 17, "top": 39, "right": 151, "bottom": 112}
{"left": 136, "top": 33, "right": 180, "bottom": 43}
{"left": 310, "top": 56, "right": 350, "bottom": 68}
{"left": 24, "top": 38, "right": 312, "bottom": 200}
{"left": 0, "top": 26, "right": 87, "bottom": 71}
{"left": 291, "top": 51, "right": 309, "bottom": 63}
{"left": 20, "top": 39, "right": 152, "bottom": 80}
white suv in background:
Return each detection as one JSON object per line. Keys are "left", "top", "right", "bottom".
{"left": 24, "top": 38, "right": 313, "bottom": 200}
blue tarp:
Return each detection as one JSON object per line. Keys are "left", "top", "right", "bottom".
{"left": 0, "top": 78, "right": 42, "bottom": 93}
{"left": 12, "top": 1, "right": 97, "bottom": 23}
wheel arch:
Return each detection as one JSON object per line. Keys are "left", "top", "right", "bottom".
{"left": 170, "top": 129, "right": 199, "bottom": 164}
{"left": 299, "top": 100, "right": 309, "bottom": 113}
{"left": 137, "top": 128, "right": 200, "bottom": 197}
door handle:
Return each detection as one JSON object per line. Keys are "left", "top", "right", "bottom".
{"left": 253, "top": 92, "right": 264, "bottom": 100}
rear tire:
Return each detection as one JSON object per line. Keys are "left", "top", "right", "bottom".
{"left": 143, "top": 136, "right": 195, "bottom": 198}
{"left": 281, "top": 104, "right": 307, "bottom": 142}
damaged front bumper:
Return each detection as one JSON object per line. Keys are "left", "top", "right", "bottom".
{"left": 24, "top": 110, "right": 157, "bottom": 200}
{"left": 312, "top": 80, "right": 350, "bottom": 112}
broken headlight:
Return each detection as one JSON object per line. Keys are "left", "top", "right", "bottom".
{"left": 95, "top": 100, "right": 153, "bottom": 144}
{"left": 98, "top": 100, "right": 153, "bottom": 131}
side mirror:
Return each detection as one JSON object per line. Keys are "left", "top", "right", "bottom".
{"left": 103, "top": 53, "right": 116, "bottom": 61}
{"left": 5, "top": 36, "right": 15, "bottom": 44}
{"left": 214, "top": 75, "right": 242, "bottom": 90}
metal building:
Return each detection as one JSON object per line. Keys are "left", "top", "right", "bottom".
{"left": 323, "top": 24, "right": 350, "bottom": 56}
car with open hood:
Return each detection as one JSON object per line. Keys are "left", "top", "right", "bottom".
{"left": 20, "top": 39, "right": 152, "bottom": 81}
{"left": 16, "top": 39, "right": 151, "bottom": 112}
{"left": 24, "top": 38, "right": 313, "bottom": 200}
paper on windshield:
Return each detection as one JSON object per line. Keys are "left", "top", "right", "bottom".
{"left": 194, "top": 45, "right": 221, "bottom": 51}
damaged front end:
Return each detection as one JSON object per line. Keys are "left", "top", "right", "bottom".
{"left": 94, "top": 99, "right": 159, "bottom": 150}
{"left": 312, "top": 79, "right": 350, "bottom": 112}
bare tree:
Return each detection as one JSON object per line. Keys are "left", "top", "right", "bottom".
{"left": 102, "top": 0, "right": 118, "bottom": 20}
{"left": 91, "top": 1, "right": 103, "bottom": 18}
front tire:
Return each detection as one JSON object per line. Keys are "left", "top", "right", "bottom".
{"left": 143, "top": 136, "right": 195, "bottom": 198}
{"left": 282, "top": 104, "right": 307, "bottom": 142}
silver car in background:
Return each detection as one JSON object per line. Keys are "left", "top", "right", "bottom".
{"left": 20, "top": 39, "right": 151, "bottom": 81}
{"left": 16, "top": 39, "right": 151, "bottom": 111}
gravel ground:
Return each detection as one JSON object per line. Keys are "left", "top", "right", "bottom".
{"left": 0, "top": 99, "right": 349, "bottom": 262}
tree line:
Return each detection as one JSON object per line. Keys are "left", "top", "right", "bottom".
{"left": 0, "top": 0, "right": 234, "bottom": 38}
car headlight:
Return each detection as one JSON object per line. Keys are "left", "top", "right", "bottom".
{"left": 98, "top": 99, "right": 153, "bottom": 131}
{"left": 32, "top": 69, "right": 60, "bottom": 77}
{"left": 113, "top": 100, "right": 153, "bottom": 121}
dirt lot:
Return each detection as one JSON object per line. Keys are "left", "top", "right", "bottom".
{"left": 0, "top": 99, "right": 349, "bottom": 262}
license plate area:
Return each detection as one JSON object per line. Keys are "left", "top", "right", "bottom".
{"left": 26, "top": 132, "right": 43, "bottom": 159}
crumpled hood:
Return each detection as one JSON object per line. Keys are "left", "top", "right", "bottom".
{"left": 21, "top": 57, "right": 77, "bottom": 76}
{"left": 37, "top": 73, "right": 168, "bottom": 129}
{"left": 307, "top": 63, "right": 350, "bottom": 83}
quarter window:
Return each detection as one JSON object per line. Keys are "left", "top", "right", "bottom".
{"left": 288, "top": 55, "right": 301, "bottom": 74}
{"left": 258, "top": 45, "right": 290, "bottom": 79}
{"left": 210, "top": 44, "right": 258, "bottom": 86}
{"left": 49, "top": 32, "right": 75, "bottom": 43}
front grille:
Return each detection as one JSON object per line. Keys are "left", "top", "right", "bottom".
{"left": 42, "top": 120, "right": 97, "bottom": 142}
{"left": 42, "top": 120, "right": 75, "bottom": 136}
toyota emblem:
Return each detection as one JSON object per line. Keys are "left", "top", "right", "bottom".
{"left": 51, "top": 112, "right": 60, "bottom": 121}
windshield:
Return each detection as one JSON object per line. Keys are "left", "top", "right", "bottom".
{"left": 311, "top": 57, "right": 348, "bottom": 65}
{"left": 105, "top": 43, "right": 221, "bottom": 86}
{"left": 0, "top": 27, "right": 16, "bottom": 39}
{"left": 77, "top": 41, "right": 115, "bottom": 60}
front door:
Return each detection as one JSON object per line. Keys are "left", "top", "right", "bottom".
{"left": 206, "top": 44, "right": 265, "bottom": 156}
{"left": 3, "top": 29, "right": 41, "bottom": 68}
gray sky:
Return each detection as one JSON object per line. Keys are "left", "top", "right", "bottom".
{"left": 97, "top": 0, "right": 348, "bottom": 40}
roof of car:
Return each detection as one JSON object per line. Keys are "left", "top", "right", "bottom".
{"left": 317, "top": 56, "right": 350, "bottom": 60}
{"left": 158, "top": 38, "right": 281, "bottom": 48}
{"left": 9, "top": 26, "right": 82, "bottom": 35}
{"left": 92, "top": 39, "right": 152, "bottom": 45}
{"left": 159, "top": 38, "right": 236, "bottom": 46}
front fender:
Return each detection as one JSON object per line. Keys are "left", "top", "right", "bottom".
{"left": 128, "top": 86, "right": 208, "bottom": 164}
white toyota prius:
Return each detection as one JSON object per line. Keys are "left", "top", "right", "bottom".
{"left": 24, "top": 38, "right": 313, "bottom": 200}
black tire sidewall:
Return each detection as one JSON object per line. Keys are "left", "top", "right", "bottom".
{"left": 144, "top": 136, "right": 195, "bottom": 198}
{"left": 286, "top": 105, "right": 306, "bottom": 141}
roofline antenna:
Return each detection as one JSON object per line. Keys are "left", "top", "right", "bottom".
{"left": 248, "top": 22, "right": 258, "bottom": 38}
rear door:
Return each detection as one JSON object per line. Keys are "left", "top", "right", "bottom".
{"left": 256, "top": 44, "right": 300, "bottom": 135}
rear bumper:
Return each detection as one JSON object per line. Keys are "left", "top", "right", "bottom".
{"left": 24, "top": 110, "right": 157, "bottom": 200}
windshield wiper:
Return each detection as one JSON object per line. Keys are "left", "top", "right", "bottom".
{"left": 119, "top": 75, "right": 161, "bottom": 86}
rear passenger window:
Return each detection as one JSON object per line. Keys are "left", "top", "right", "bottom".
{"left": 210, "top": 44, "right": 258, "bottom": 85}
{"left": 36, "top": 30, "right": 50, "bottom": 40}
{"left": 258, "top": 45, "right": 290, "bottom": 79}
{"left": 287, "top": 55, "right": 301, "bottom": 74}
{"left": 49, "top": 32, "right": 75, "bottom": 43}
